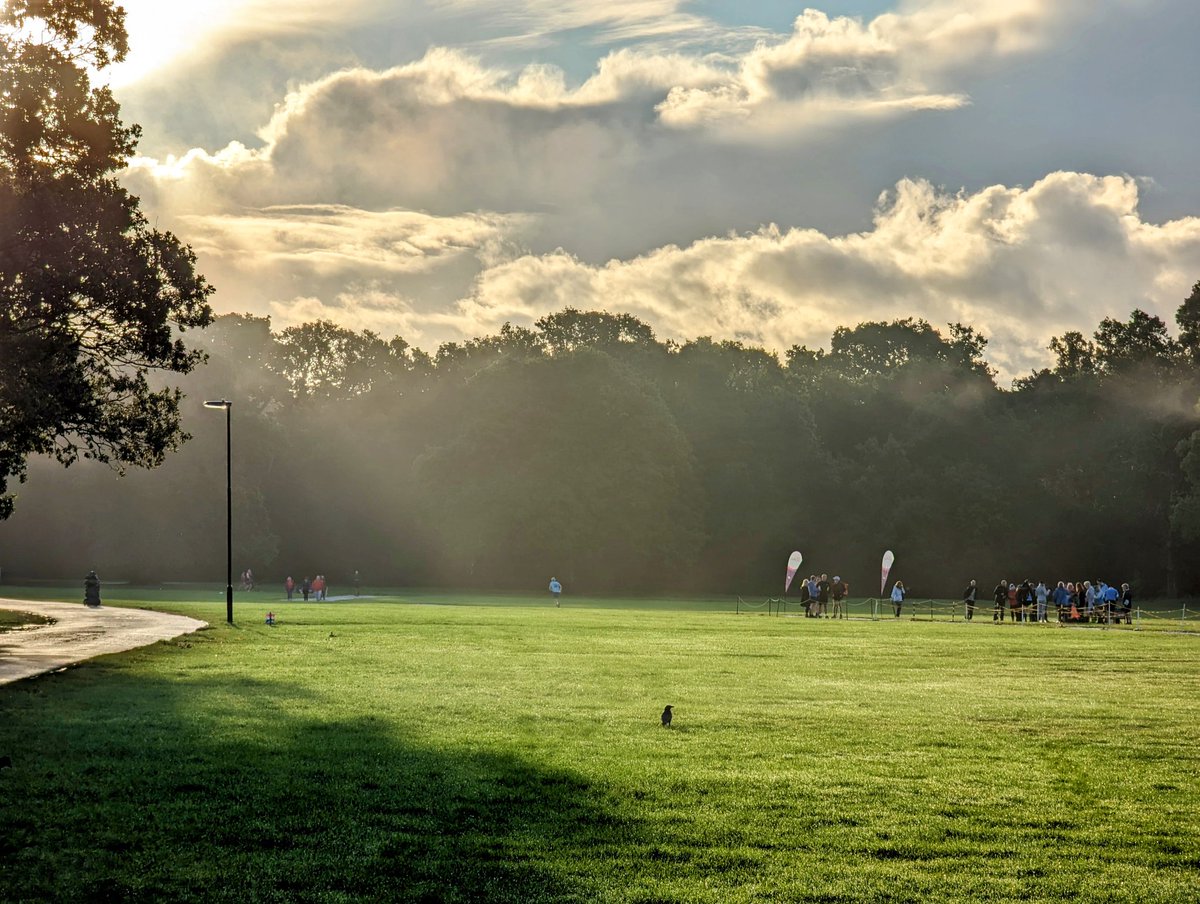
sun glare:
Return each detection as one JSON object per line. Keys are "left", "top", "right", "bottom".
{"left": 107, "top": 0, "right": 248, "bottom": 87}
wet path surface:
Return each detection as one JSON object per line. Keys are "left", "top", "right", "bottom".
{"left": 0, "top": 599, "right": 206, "bottom": 684}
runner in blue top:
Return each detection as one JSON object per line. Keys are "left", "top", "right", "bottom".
{"left": 549, "top": 577, "right": 562, "bottom": 607}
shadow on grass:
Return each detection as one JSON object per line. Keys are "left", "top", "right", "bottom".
{"left": 0, "top": 669, "right": 635, "bottom": 903}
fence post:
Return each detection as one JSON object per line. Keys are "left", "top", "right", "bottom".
{"left": 1135, "top": 606, "right": 1141, "bottom": 631}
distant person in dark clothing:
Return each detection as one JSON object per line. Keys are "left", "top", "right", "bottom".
{"left": 993, "top": 580, "right": 1008, "bottom": 622}
{"left": 1120, "top": 583, "right": 1133, "bottom": 624}
{"left": 1017, "top": 580, "right": 1033, "bottom": 623}
{"left": 831, "top": 576, "right": 848, "bottom": 619}
{"left": 817, "top": 574, "right": 831, "bottom": 618}
{"left": 301, "top": 576, "right": 312, "bottom": 602}
{"left": 963, "top": 580, "right": 977, "bottom": 620}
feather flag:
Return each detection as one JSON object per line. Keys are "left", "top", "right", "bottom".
{"left": 880, "top": 550, "right": 895, "bottom": 596}
{"left": 785, "top": 551, "right": 803, "bottom": 593}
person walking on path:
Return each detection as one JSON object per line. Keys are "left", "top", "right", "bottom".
{"left": 891, "top": 580, "right": 906, "bottom": 618}
{"left": 285, "top": 576, "right": 295, "bottom": 601}
{"left": 1035, "top": 581, "right": 1049, "bottom": 623}
{"left": 301, "top": 576, "right": 312, "bottom": 602}
{"left": 549, "top": 577, "right": 562, "bottom": 606}
{"left": 963, "top": 580, "right": 977, "bottom": 620}
{"left": 84, "top": 570, "right": 101, "bottom": 608}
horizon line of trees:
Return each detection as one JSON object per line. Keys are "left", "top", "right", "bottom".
{"left": 5, "top": 284, "right": 1200, "bottom": 599}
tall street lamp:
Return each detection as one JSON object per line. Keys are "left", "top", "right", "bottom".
{"left": 204, "top": 399, "right": 234, "bottom": 624}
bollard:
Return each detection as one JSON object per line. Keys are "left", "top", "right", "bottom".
{"left": 83, "top": 570, "right": 101, "bottom": 608}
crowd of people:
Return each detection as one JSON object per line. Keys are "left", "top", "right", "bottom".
{"left": 796, "top": 574, "right": 851, "bottom": 618}
{"left": 962, "top": 579, "right": 1134, "bottom": 624}
{"left": 794, "top": 575, "right": 1135, "bottom": 625}
{"left": 284, "top": 574, "right": 329, "bottom": 601}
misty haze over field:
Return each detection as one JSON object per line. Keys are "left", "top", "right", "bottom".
{"left": 5, "top": 302, "right": 1200, "bottom": 598}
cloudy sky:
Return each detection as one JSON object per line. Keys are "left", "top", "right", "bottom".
{"left": 111, "top": 0, "right": 1200, "bottom": 378}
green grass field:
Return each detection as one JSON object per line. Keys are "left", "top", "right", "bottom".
{"left": 1, "top": 588, "right": 1197, "bottom": 902}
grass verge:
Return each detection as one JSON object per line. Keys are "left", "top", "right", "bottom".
{"left": 1, "top": 592, "right": 1197, "bottom": 901}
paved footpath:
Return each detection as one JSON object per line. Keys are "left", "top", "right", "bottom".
{"left": 0, "top": 599, "right": 207, "bottom": 685}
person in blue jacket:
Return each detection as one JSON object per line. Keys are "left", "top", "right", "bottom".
{"left": 891, "top": 580, "right": 906, "bottom": 617}
{"left": 549, "top": 577, "right": 562, "bottom": 606}
{"left": 1103, "top": 581, "right": 1120, "bottom": 622}
{"left": 1052, "top": 581, "right": 1068, "bottom": 622}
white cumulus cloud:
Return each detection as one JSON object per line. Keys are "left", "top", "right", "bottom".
{"left": 448, "top": 172, "right": 1200, "bottom": 379}
{"left": 113, "top": 1, "right": 1197, "bottom": 378}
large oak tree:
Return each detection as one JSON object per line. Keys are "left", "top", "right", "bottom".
{"left": 0, "top": 1, "right": 213, "bottom": 517}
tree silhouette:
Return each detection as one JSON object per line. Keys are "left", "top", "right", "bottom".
{"left": 0, "top": 0, "right": 214, "bottom": 518}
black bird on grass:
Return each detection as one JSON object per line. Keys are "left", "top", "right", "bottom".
{"left": 661, "top": 705, "right": 673, "bottom": 728}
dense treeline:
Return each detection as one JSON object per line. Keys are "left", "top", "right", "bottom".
{"left": 5, "top": 284, "right": 1200, "bottom": 598}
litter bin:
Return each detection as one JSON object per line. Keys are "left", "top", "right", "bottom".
{"left": 84, "top": 570, "right": 101, "bottom": 608}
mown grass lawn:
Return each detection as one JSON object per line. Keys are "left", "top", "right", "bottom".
{"left": 0, "top": 608, "right": 53, "bottom": 632}
{"left": 1, "top": 592, "right": 1197, "bottom": 902}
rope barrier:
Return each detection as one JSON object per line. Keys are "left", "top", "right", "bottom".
{"left": 735, "top": 596, "right": 1198, "bottom": 635}
{"left": 1127, "top": 606, "right": 1200, "bottom": 632}
{"left": 735, "top": 596, "right": 773, "bottom": 615}
{"left": 740, "top": 597, "right": 1198, "bottom": 632}
{"left": 734, "top": 597, "right": 894, "bottom": 619}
